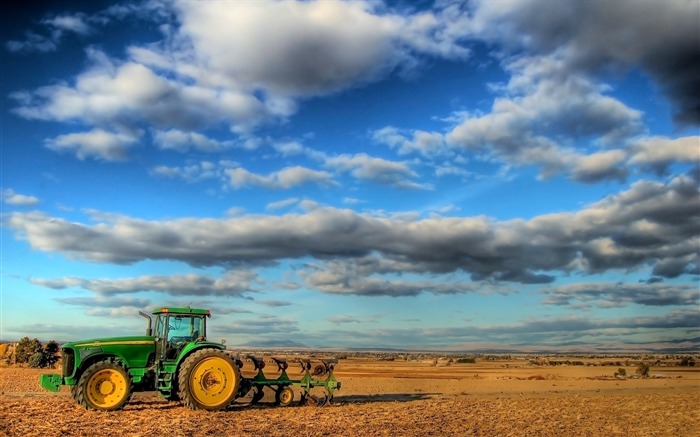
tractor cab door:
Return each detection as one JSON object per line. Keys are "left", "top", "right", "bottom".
{"left": 154, "top": 314, "right": 170, "bottom": 362}
{"left": 155, "top": 314, "right": 204, "bottom": 361}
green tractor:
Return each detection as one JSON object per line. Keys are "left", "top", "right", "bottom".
{"left": 40, "top": 307, "right": 340, "bottom": 411}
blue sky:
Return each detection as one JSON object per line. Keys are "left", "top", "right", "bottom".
{"left": 1, "top": 0, "right": 698, "bottom": 352}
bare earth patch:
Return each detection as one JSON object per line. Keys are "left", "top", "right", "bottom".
{"left": 1, "top": 358, "right": 698, "bottom": 436}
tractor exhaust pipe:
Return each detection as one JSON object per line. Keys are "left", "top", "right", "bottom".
{"left": 139, "top": 311, "right": 153, "bottom": 336}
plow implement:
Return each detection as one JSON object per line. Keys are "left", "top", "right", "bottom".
{"left": 233, "top": 355, "right": 341, "bottom": 407}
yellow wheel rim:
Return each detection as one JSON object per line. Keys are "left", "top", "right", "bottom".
{"left": 190, "top": 356, "right": 236, "bottom": 407}
{"left": 86, "top": 368, "right": 127, "bottom": 408}
{"left": 279, "top": 387, "right": 293, "bottom": 405}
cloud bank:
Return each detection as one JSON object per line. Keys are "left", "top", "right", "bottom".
{"left": 8, "top": 174, "right": 699, "bottom": 287}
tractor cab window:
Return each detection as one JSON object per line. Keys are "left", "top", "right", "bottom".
{"left": 167, "top": 315, "right": 203, "bottom": 343}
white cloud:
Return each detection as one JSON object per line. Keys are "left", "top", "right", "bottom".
{"left": 373, "top": 126, "right": 449, "bottom": 157}
{"left": 570, "top": 150, "right": 628, "bottom": 183}
{"left": 2, "top": 189, "right": 40, "bottom": 206}
{"left": 629, "top": 136, "right": 700, "bottom": 173}
{"left": 342, "top": 197, "right": 364, "bottom": 205}
{"left": 225, "top": 166, "right": 335, "bottom": 190}
{"left": 5, "top": 31, "right": 57, "bottom": 53}
{"left": 173, "top": 0, "right": 471, "bottom": 97}
{"left": 45, "top": 129, "right": 139, "bottom": 161}
{"left": 11, "top": 0, "right": 474, "bottom": 138}
{"left": 272, "top": 140, "right": 326, "bottom": 161}
{"left": 152, "top": 129, "right": 232, "bottom": 153}
{"left": 150, "top": 161, "right": 221, "bottom": 182}
{"left": 266, "top": 198, "right": 301, "bottom": 211}
{"left": 370, "top": 0, "right": 698, "bottom": 183}
{"left": 6, "top": 12, "right": 92, "bottom": 53}
{"left": 325, "top": 153, "right": 430, "bottom": 189}
{"left": 32, "top": 270, "right": 258, "bottom": 297}
{"left": 376, "top": 54, "right": 647, "bottom": 182}
{"left": 13, "top": 53, "right": 268, "bottom": 133}
{"left": 44, "top": 14, "right": 92, "bottom": 35}
{"left": 174, "top": 0, "right": 401, "bottom": 97}
{"left": 303, "top": 259, "right": 482, "bottom": 297}
{"left": 469, "top": 0, "right": 700, "bottom": 124}
{"left": 542, "top": 282, "right": 699, "bottom": 309}
{"left": 445, "top": 55, "right": 643, "bottom": 164}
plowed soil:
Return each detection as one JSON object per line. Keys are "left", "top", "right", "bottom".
{"left": 1, "top": 357, "right": 698, "bottom": 436}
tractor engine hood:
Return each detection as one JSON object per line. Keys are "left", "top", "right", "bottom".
{"left": 63, "top": 336, "right": 157, "bottom": 370}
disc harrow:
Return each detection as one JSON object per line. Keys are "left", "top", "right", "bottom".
{"left": 229, "top": 354, "right": 341, "bottom": 407}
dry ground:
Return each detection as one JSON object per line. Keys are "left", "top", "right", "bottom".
{"left": 1, "top": 357, "right": 698, "bottom": 436}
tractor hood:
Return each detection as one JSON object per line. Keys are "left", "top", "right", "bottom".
{"left": 61, "top": 335, "right": 157, "bottom": 372}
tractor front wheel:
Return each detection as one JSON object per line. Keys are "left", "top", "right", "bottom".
{"left": 178, "top": 349, "right": 240, "bottom": 410}
{"left": 75, "top": 359, "right": 132, "bottom": 411}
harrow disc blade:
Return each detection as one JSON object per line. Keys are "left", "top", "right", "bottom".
{"left": 312, "top": 363, "right": 327, "bottom": 376}
{"left": 250, "top": 387, "right": 265, "bottom": 405}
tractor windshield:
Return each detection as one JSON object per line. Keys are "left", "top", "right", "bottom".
{"left": 167, "top": 315, "right": 204, "bottom": 343}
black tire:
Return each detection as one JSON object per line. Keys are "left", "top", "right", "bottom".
{"left": 178, "top": 348, "right": 240, "bottom": 411}
{"left": 74, "top": 359, "right": 133, "bottom": 411}
{"left": 69, "top": 385, "right": 79, "bottom": 401}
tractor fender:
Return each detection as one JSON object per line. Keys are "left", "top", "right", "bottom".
{"left": 70, "top": 352, "right": 124, "bottom": 385}
{"left": 175, "top": 341, "right": 225, "bottom": 367}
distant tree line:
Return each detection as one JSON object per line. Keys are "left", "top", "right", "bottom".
{"left": 6, "top": 337, "right": 60, "bottom": 368}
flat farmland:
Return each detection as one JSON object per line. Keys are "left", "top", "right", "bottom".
{"left": 1, "top": 356, "right": 698, "bottom": 436}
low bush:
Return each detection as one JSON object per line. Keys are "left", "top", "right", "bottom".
{"left": 28, "top": 352, "right": 46, "bottom": 368}
{"left": 679, "top": 356, "right": 695, "bottom": 367}
{"left": 636, "top": 363, "right": 650, "bottom": 378}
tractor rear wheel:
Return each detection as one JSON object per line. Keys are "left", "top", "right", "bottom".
{"left": 75, "top": 359, "right": 132, "bottom": 411}
{"left": 178, "top": 349, "right": 240, "bottom": 410}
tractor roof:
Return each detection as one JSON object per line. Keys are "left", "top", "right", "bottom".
{"left": 152, "top": 307, "right": 210, "bottom": 316}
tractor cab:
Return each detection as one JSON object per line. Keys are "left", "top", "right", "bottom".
{"left": 151, "top": 307, "right": 210, "bottom": 360}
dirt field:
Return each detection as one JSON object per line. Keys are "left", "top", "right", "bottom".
{"left": 1, "top": 357, "right": 698, "bottom": 436}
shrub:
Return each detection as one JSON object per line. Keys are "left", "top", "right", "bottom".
{"left": 679, "top": 356, "right": 695, "bottom": 367}
{"left": 636, "top": 362, "right": 650, "bottom": 378}
{"left": 15, "top": 337, "right": 43, "bottom": 365}
{"left": 14, "top": 338, "right": 60, "bottom": 368}
{"left": 28, "top": 352, "right": 46, "bottom": 368}
{"left": 615, "top": 368, "right": 626, "bottom": 377}
{"left": 44, "top": 341, "right": 60, "bottom": 368}
{"left": 456, "top": 357, "right": 477, "bottom": 364}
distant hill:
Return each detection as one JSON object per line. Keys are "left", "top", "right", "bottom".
{"left": 239, "top": 339, "right": 308, "bottom": 348}
{"left": 329, "top": 337, "right": 700, "bottom": 354}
